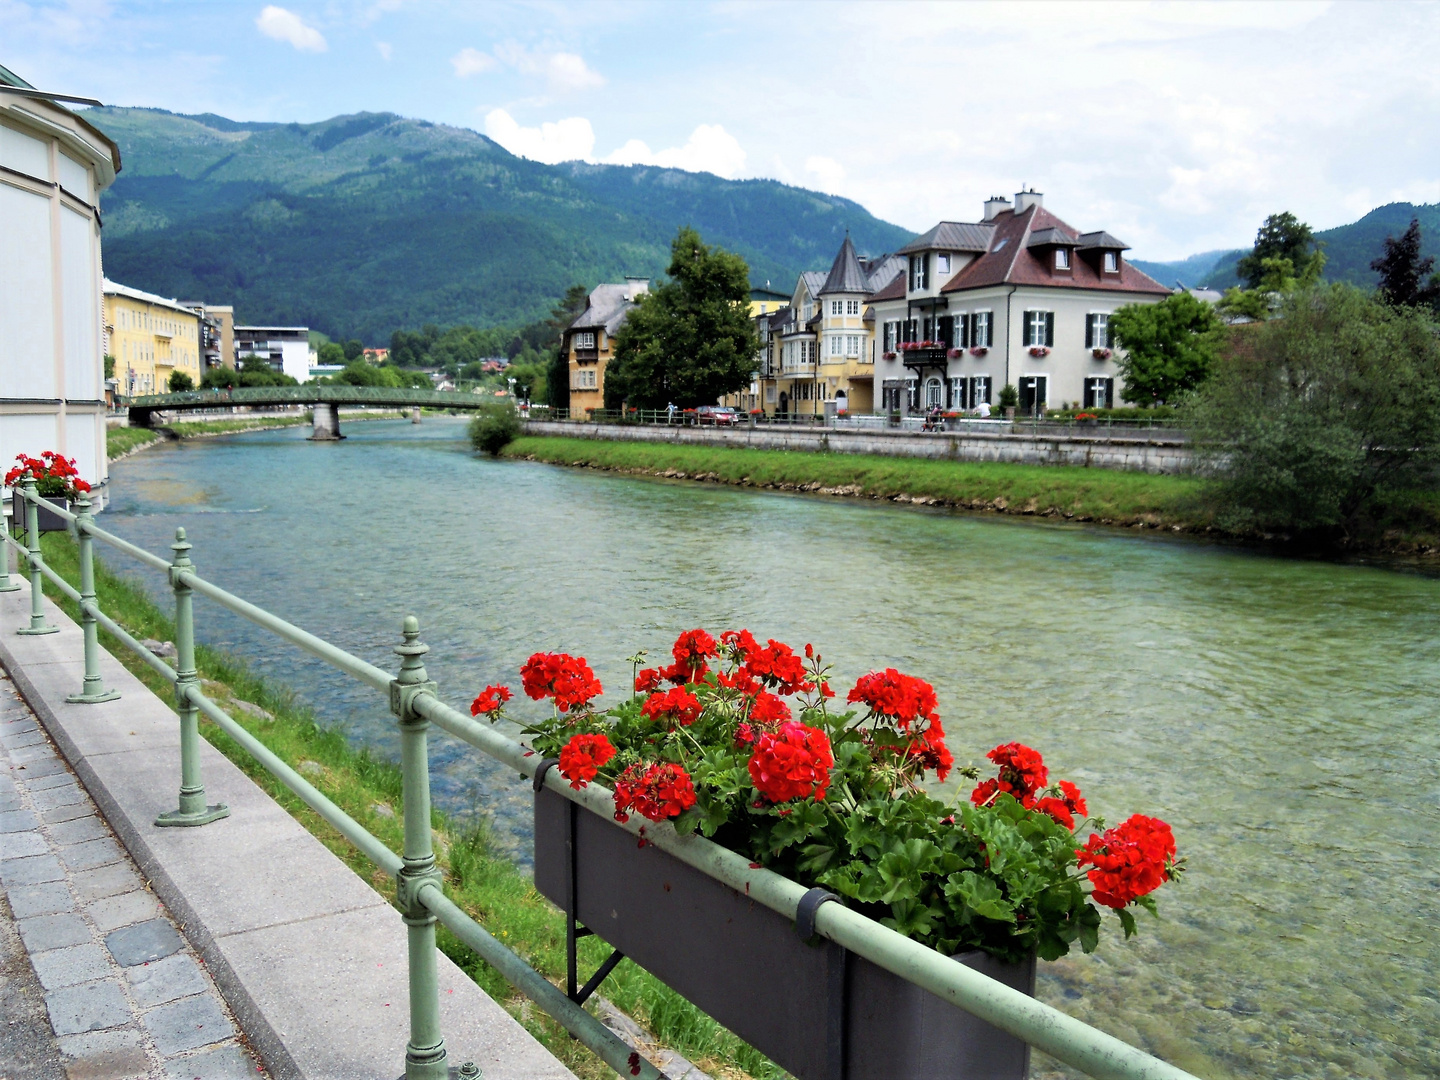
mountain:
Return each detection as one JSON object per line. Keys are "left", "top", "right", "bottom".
{"left": 1132, "top": 203, "right": 1440, "bottom": 293}
{"left": 88, "top": 108, "right": 914, "bottom": 343}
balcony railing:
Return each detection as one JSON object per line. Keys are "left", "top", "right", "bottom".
{"left": 574, "top": 349, "right": 599, "bottom": 362}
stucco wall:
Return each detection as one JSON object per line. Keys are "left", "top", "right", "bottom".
{"left": 520, "top": 420, "right": 1191, "bottom": 474}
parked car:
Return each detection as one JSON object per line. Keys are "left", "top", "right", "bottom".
{"left": 695, "top": 406, "right": 740, "bottom": 426}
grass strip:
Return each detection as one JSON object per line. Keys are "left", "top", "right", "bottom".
{"left": 507, "top": 435, "right": 1208, "bottom": 529}
{"left": 33, "top": 533, "right": 778, "bottom": 1080}
{"left": 105, "top": 426, "right": 163, "bottom": 460}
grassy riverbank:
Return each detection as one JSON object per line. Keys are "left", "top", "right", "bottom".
{"left": 33, "top": 533, "right": 777, "bottom": 1080}
{"left": 507, "top": 435, "right": 1208, "bottom": 530}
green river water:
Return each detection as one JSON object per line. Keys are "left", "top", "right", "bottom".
{"left": 104, "top": 418, "right": 1440, "bottom": 1080}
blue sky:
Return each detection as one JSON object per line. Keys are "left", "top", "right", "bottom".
{"left": 5, "top": 0, "right": 1439, "bottom": 260}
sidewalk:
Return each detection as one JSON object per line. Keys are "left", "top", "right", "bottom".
{"left": 0, "top": 669, "right": 264, "bottom": 1080}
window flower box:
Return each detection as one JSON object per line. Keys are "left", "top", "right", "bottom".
{"left": 947, "top": 348, "right": 963, "bottom": 359}
{"left": 1092, "top": 347, "right": 1112, "bottom": 359}
{"left": 969, "top": 346, "right": 988, "bottom": 356}
{"left": 9, "top": 492, "right": 69, "bottom": 534}
{"left": 5, "top": 452, "right": 88, "bottom": 534}
{"left": 882, "top": 351, "right": 897, "bottom": 360}
{"left": 1028, "top": 346, "right": 1050, "bottom": 357}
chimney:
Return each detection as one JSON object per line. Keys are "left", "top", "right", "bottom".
{"left": 983, "top": 195, "right": 1011, "bottom": 221}
{"left": 1014, "top": 188, "right": 1043, "bottom": 214}
{"left": 624, "top": 276, "right": 649, "bottom": 301}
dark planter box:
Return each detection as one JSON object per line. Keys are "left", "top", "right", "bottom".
{"left": 534, "top": 788, "right": 1035, "bottom": 1080}
{"left": 9, "top": 492, "right": 69, "bottom": 535}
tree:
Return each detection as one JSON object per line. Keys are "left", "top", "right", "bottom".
{"left": 605, "top": 227, "right": 758, "bottom": 409}
{"left": 103, "top": 354, "right": 115, "bottom": 380}
{"left": 167, "top": 370, "right": 194, "bottom": 393}
{"left": 1371, "top": 217, "right": 1440, "bottom": 311}
{"left": 1110, "top": 292, "right": 1223, "bottom": 404}
{"left": 1187, "top": 283, "right": 1440, "bottom": 537}
{"left": 317, "top": 342, "right": 346, "bottom": 366}
{"left": 468, "top": 401, "right": 519, "bottom": 456}
{"left": 1236, "top": 212, "right": 1326, "bottom": 290}
{"left": 343, "top": 339, "right": 365, "bottom": 361}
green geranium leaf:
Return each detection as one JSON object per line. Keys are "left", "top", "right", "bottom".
{"left": 945, "top": 871, "right": 1016, "bottom": 923}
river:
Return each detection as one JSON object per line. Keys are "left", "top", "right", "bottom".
{"left": 103, "top": 417, "right": 1440, "bottom": 1080}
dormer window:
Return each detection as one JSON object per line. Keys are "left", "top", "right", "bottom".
{"left": 575, "top": 331, "right": 596, "bottom": 351}
{"left": 1104, "top": 251, "right": 1119, "bottom": 273}
{"left": 909, "top": 254, "right": 928, "bottom": 291}
{"left": 1054, "top": 249, "right": 1070, "bottom": 271}
{"left": 937, "top": 253, "right": 951, "bottom": 274}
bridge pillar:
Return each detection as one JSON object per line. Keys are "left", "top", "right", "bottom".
{"left": 411, "top": 406, "right": 421, "bottom": 424}
{"left": 308, "top": 403, "right": 345, "bottom": 441}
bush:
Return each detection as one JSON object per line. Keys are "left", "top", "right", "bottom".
{"left": 167, "top": 371, "right": 194, "bottom": 393}
{"left": 1187, "top": 283, "right": 1440, "bottom": 537}
{"left": 468, "top": 402, "right": 520, "bottom": 456}
{"left": 998, "top": 384, "right": 1019, "bottom": 409}
{"left": 202, "top": 367, "right": 240, "bottom": 390}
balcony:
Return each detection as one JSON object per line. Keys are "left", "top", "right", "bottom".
{"left": 574, "top": 348, "right": 599, "bottom": 362}
{"left": 780, "top": 360, "right": 816, "bottom": 377}
{"left": 897, "top": 342, "right": 951, "bottom": 368}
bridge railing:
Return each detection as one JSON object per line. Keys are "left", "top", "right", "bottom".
{"left": 2, "top": 479, "right": 1200, "bottom": 1080}
{"left": 126, "top": 385, "right": 501, "bottom": 410}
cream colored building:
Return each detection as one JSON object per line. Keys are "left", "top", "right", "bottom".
{"left": 563, "top": 278, "right": 649, "bottom": 415}
{"left": 104, "top": 281, "right": 202, "bottom": 396}
{"left": 0, "top": 66, "right": 120, "bottom": 494}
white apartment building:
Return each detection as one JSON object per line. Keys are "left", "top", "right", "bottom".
{"left": 234, "top": 326, "right": 312, "bottom": 383}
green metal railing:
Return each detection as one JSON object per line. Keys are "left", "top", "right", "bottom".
{"left": 2, "top": 478, "right": 1202, "bottom": 1080}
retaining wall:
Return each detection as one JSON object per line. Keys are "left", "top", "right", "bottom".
{"left": 521, "top": 420, "right": 1192, "bottom": 474}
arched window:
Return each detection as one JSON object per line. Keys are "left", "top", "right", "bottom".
{"left": 925, "top": 378, "right": 943, "bottom": 408}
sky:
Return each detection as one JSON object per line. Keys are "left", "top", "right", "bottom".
{"left": 4, "top": 0, "right": 1439, "bottom": 261}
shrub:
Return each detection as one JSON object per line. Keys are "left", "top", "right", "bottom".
{"left": 167, "top": 371, "right": 194, "bottom": 393}
{"left": 998, "top": 384, "right": 1019, "bottom": 409}
{"left": 468, "top": 402, "right": 520, "bottom": 456}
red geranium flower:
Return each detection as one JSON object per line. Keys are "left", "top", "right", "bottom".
{"left": 720, "top": 629, "right": 760, "bottom": 665}
{"left": 520, "top": 652, "right": 603, "bottom": 713}
{"left": 1034, "top": 780, "right": 1088, "bottom": 829}
{"left": 612, "top": 762, "right": 697, "bottom": 823}
{"left": 743, "top": 639, "right": 812, "bottom": 695}
{"left": 469, "top": 684, "right": 512, "bottom": 717}
{"left": 634, "top": 668, "right": 663, "bottom": 693}
{"left": 748, "top": 722, "right": 833, "bottom": 803}
{"left": 847, "top": 669, "right": 939, "bottom": 729}
{"left": 557, "top": 733, "right": 616, "bottom": 789}
{"left": 970, "top": 742, "right": 1049, "bottom": 807}
{"left": 668, "top": 629, "right": 717, "bottom": 683}
{"left": 905, "top": 716, "right": 953, "bottom": 781}
{"left": 748, "top": 691, "right": 791, "bottom": 724}
{"left": 640, "top": 687, "right": 702, "bottom": 727}
{"left": 1076, "top": 814, "right": 1178, "bottom": 909}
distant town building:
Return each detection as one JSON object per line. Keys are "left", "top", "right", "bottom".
{"left": 0, "top": 66, "right": 121, "bottom": 492}
{"left": 234, "top": 326, "right": 312, "bottom": 383}
{"left": 563, "top": 278, "right": 649, "bottom": 415}
{"left": 362, "top": 347, "right": 390, "bottom": 363}
{"left": 181, "top": 302, "right": 235, "bottom": 371}
{"left": 104, "top": 281, "right": 202, "bottom": 396}
{"left": 748, "top": 285, "right": 790, "bottom": 318}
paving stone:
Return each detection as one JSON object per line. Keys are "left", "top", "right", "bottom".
{"left": 10, "top": 742, "right": 58, "bottom": 764}
{"left": 86, "top": 890, "right": 160, "bottom": 934}
{"left": 1, "top": 852, "right": 65, "bottom": 884}
{"left": 32, "top": 943, "right": 114, "bottom": 990}
{"left": 44, "top": 801, "right": 97, "bottom": 825}
{"left": 1, "top": 727, "right": 44, "bottom": 748}
{"left": 19, "top": 913, "right": 92, "bottom": 952}
{"left": 45, "top": 979, "right": 132, "bottom": 1036}
{"left": 141, "top": 993, "right": 232, "bottom": 1056}
{"left": 64, "top": 1044, "right": 152, "bottom": 1080}
{"left": 48, "top": 814, "right": 108, "bottom": 847}
{"left": 105, "top": 919, "right": 184, "bottom": 967}
{"left": 8, "top": 880, "right": 76, "bottom": 918}
{"left": 126, "top": 952, "right": 207, "bottom": 1008}
{"left": 59, "top": 837, "right": 124, "bottom": 872}
{"left": 71, "top": 863, "right": 143, "bottom": 904}
{"left": 0, "top": 806, "right": 41, "bottom": 831}
{"left": 0, "top": 829, "right": 49, "bottom": 859}
{"left": 163, "top": 1042, "right": 257, "bottom": 1080}
{"left": 32, "top": 783, "right": 85, "bottom": 810}
{"left": 22, "top": 756, "right": 73, "bottom": 780}
{"left": 55, "top": 1026, "right": 143, "bottom": 1058}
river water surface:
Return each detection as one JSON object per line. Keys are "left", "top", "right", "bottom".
{"left": 105, "top": 418, "right": 1440, "bottom": 1080}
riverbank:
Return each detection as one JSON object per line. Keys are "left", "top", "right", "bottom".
{"left": 32, "top": 533, "right": 777, "bottom": 1080}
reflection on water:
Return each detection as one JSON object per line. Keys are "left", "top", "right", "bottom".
{"left": 106, "top": 418, "right": 1440, "bottom": 1079}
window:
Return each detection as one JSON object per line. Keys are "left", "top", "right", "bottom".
{"left": 937, "top": 253, "right": 951, "bottom": 274}
{"left": 925, "top": 378, "right": 943, "bottom": 408}
{"left": 1085, "top": 314, "right": 1112, "bottom": 349}
{"left": 1104, "top": 251, "right": 1119, "bottom": 273}
{"left": 847, "top": 335, "right": 859, "bottom": 356}
{"left": 846, "top": 299, "right": 860, "bottom": 315}
{"left": 1084, "top": 377, "right": 1114, "bottom": 409}
{"left": 575, "top": 331, "right": 595, "bottom": 351}
{"left": 884, "top": 321, "right": 898, "bottom": 351}
{"left": 909, "top": 254, "right": 928, "bottom": 291}
{"left": 1019, "top": 375, "right": 1048, "bottom": 415}
{"left": 573, "top": 368, "right": 597, "bottom": 389}
{"left": 1054, "top": 248, "right": 1070, "bottom": 270}
{"left": 1024, "top": 310, "right": 1054, "bottom": 347}
{"left": 950, "top": 377, "right": 968, "bottom": 408}
{"left": 972, "top": 311, "right": 992, "bottom": 348}
{"left": 970, "top": 375, "right": 991, "bottom": 405}
{"left": 830, "top": 336, "right": 843, "bottom": 357}
{"left": 831, "top": 300, "right": 843, "bottom": 315}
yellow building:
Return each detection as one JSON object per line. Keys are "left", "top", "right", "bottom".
{"left": 563, "top": 278, "right": 648, "bottom": 415}
{"left": 748, "top": 286, "right": 790, "bottom": 319}
{"left": 103, "top": 280, "right": 202, "bottom": 396}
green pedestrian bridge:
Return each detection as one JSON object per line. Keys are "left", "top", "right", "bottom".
{"left": 126, "top": 385, "right": 497, "bottom": 440}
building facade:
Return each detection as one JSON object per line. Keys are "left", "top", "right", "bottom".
{"left": 563, "top": 278, "right": 649, "bottom": 415}
{"left": 182, "top": 302, "right": 234, "bottom": 371}
{"left": 235, "top": 326, "right": 312, "bottom": 382}
{"left": 104, "top": 281, "right": 202, "bottom": 396}
{"left": 871, "top": 191, "right": 1170, "bottom": 415}
{"left": 0, "top": 66, "right": 121, "bottom": 492}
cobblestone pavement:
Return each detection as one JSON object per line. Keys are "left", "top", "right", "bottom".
{"left": 0, "top": 668, "right": 268, "bottom": 1080}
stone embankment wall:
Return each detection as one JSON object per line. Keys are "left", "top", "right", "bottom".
{"left": 521, "top": 420, "right": 1191, "bottom": 474}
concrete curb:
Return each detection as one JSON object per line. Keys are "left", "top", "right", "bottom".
{"left": 0, "top": 583, "right": 574, "bottom": 1080}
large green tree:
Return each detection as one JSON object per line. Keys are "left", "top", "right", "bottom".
{"left": 1236, "top": 212, "right": 1326, "bottom": 290}
{"left": 605, "top": 227, "right": 758, "bottom": 409}
{"left": 1110, "top": 292, "right": 1223, "bottom": 405}
{"left": 1187, "top": 283, "right": 1440, "bottom": 537}
{"left": 1371, "top": 217, "right": 1440, "bottom": 311}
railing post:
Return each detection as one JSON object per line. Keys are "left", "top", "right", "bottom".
{"left": 16, "top": 479, "right": 57, "bottom": 635}
{"left": 155, "top": 528, "right": 229, "bottom": 827}
{"left": 66, "top": 493, "right": 119, "bottom": 704}
{"left": 389, "top": 616, "right": 448, "bottom": 1080}
{"left": 0, "top": 496, "right": 19, "bottom": 592}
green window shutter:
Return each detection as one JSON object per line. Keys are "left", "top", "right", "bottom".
{"left": 1045, "top": 312, "right": 1055, "bottom": 347}
{"left": 1085, "top": 315, "right": 1094, "bottom": 349}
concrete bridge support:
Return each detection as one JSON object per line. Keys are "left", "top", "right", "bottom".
{"left": 308, "top": 403, "right": 345, "bottom": 441}
{"left": 411, "top": 406, "right": 422, "bottom": 424}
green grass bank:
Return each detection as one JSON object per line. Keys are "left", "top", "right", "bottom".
{"left": 28, "top": 531, "right": 778, "bottom": 1080}
{"left": 506, "top": 434, "right": 1210, "bottom": 531}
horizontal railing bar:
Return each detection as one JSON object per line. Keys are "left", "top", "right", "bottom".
{"left": 85, "top": 601, "right": 178, "bottom": 682}
{"left": 187, "top": 686, "right": 404, "bottom": 876}
{"left": 31, "top": 552, "right": 83, "bottom": 604}
{"left": 415, "top": 693, "right": 1197, "bottom": 1080}
{"left": 177, "top": 571, "right": 393, "bottom": 693}
{"left": 417, "top": 883, "right": 668, "bottom": 1080}
{"left": 79, "top": 519, "right": 174, "bottom": 573}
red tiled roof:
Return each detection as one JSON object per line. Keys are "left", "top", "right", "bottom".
{"left": 866, "top": 269, "right": 906, "bottom": 302}
{"left": 941, "top": 206, "right": 1169, "bottom": 296}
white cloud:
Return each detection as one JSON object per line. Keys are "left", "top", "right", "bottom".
{"left": 804, "top": 155, "right": 846, "bottom": 194}
{"left": 484, "top": 108, "right": 595, "bottom": 164}
{"left": 604, "top": 125, "right": 745, "bottom": 179}
{"left": 375, "top": 41, "right": 392, "bottom": 61}
{"left": 255, "top": 6, "right": 327, "bottom": 52}
{"left": 451, "top": 47, "right": 495, "bottom": 77}
{"left": 492, "top": 42, "right": 604, "bottom": 94}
